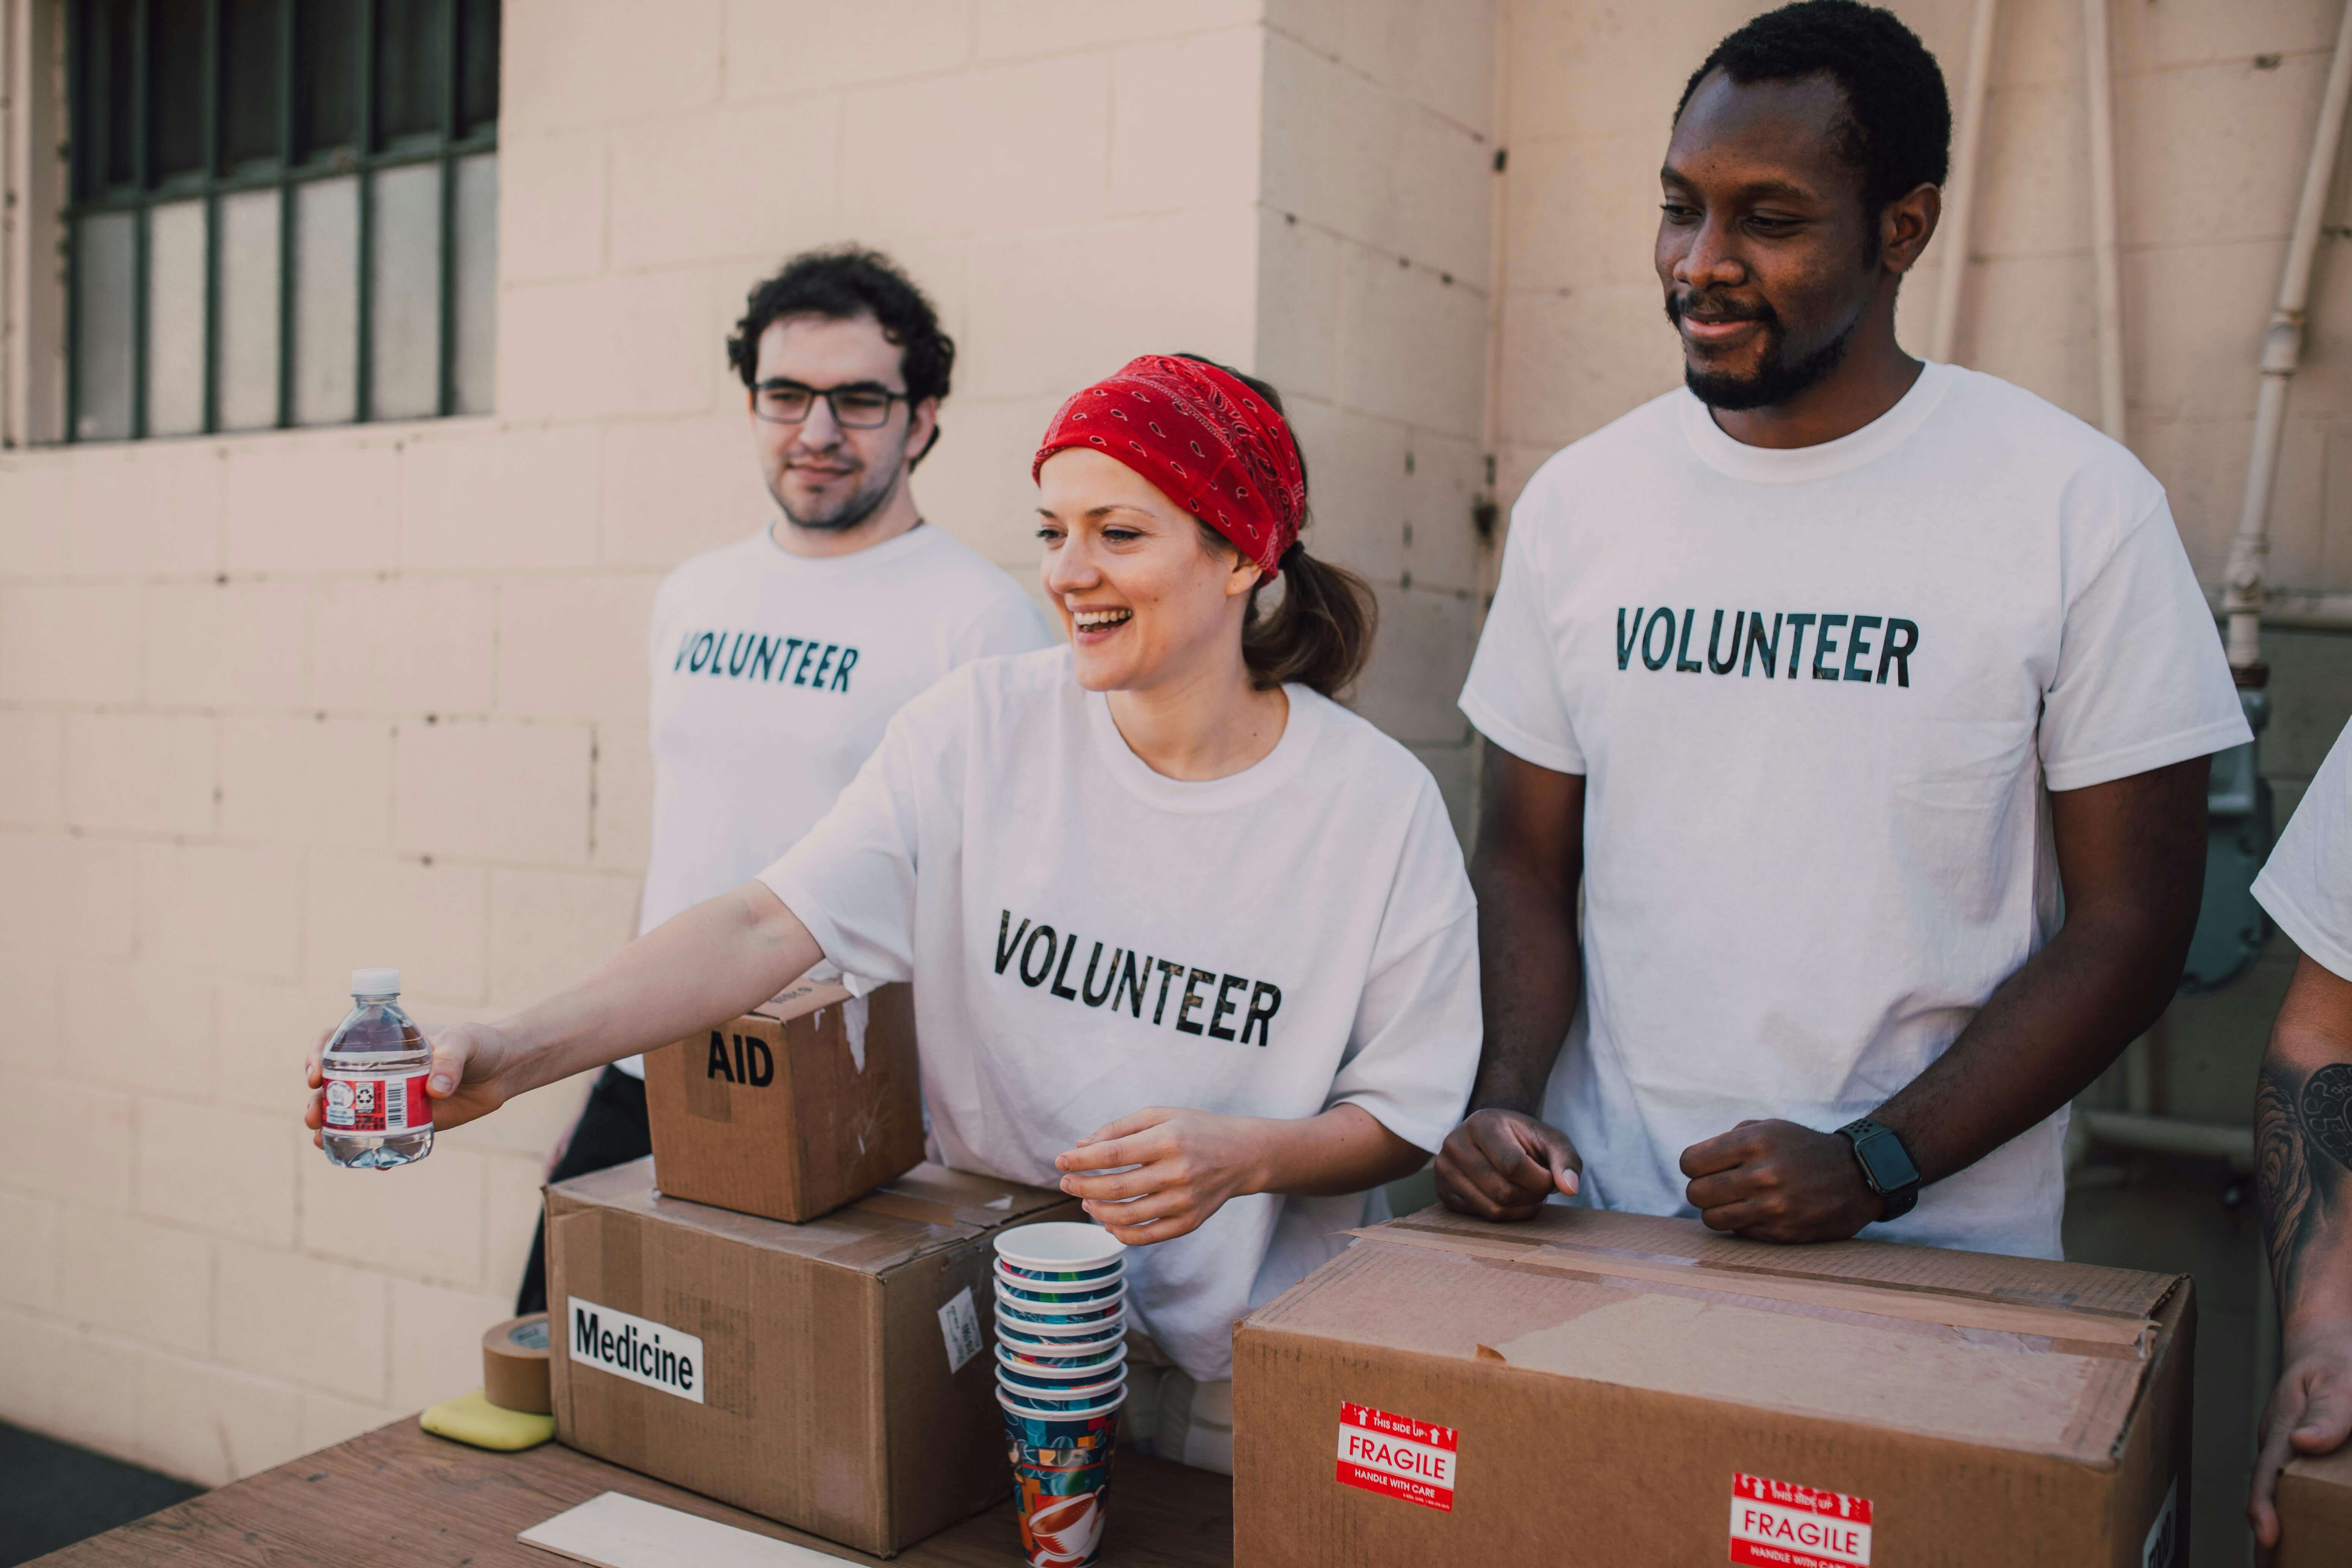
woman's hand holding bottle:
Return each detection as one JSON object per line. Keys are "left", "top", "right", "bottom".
{"left": 304, "top": 1019, "right": 521, "bottom": 1148}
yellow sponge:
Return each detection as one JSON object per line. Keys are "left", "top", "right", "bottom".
{"left": 419, "top": 1388, "right": 557, "bottom": 1451}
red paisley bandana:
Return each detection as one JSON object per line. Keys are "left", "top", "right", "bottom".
{"left": 1032, "top": 355, "right": 1306, "bottom": 579}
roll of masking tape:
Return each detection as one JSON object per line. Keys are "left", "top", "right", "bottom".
{"left": 482, "top": 1313, "right": 552, "bottom": 1414}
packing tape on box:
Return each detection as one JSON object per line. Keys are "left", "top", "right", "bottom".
{"left": 1349, "top": 1225, "right": 2162, "bottom": 1353}
{"left": 482, "top": 1313, "right": 553, "bottom": 1414}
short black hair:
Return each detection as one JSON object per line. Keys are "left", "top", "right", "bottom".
{"left": 1676, "top": 1, "right": 1951, "bottom": 218}
{"left": 725, "top": 246, "right": 954, "bottom": 407}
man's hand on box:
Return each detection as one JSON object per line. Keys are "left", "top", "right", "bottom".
{"left": 1433, "top": 1109, "right": 1582, "bottom": 1221}
{"left": 1054, "top": 1107, "right": 1265, "bottom": 1245}
{"left": 303, "top": 1020, "right": 519, "bottom": 1148}
{"left": 1679, "top": 1119, "right": 1884, "bottom": 1243}
{"left": 2250, "top": 1319, "right": 2352, "bottom": 1551}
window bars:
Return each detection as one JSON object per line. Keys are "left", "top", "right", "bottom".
{"left": 65, "top": 0, "right": 499, "bottom": 442}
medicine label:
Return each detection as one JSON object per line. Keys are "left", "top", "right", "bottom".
{"left": 567, "top": 1297, "right": 705, "bottom": 1404}
{"left": 1335, "top": 1401, "right": 1456, "bottom": 1512}
{"left": 1729, "top": 1472, "right": 1872, "bottom": 1568}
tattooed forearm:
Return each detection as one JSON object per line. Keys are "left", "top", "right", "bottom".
{"left": 2259, "top": 1061, "right": 2352, "bottom": 1310}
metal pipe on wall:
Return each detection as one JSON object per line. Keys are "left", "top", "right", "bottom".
{"left": 2224, "top": 0, "right": 2352, "bottom": 678}
{"left": 1928, "top": 0, "right": 1998, "bottom": 365}
{"left": 2080, "top": 0, "right": 2128, "bottom": 444}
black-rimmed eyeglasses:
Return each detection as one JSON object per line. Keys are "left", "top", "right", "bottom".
{"left": 752, "top": 379, "right": 912, "bottom": 428}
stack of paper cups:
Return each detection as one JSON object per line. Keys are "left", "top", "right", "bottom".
{"left": 992, "top": 1222, "right": 1128, "bottom": 1568}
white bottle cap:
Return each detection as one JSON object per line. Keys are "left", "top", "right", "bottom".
{"left": 350, "top": 967, "right": 402, "bottom": 997}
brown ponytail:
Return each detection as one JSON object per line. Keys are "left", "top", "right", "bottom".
{"left": 1240, "top": 543, "right": 1376, "bottom": 698}
{"left": 1172, "top": 353, "right": 1379, "bottom": 700}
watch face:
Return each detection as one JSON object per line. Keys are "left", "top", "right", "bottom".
{"left": 1858, "top": 1131, "right": 1920, "bottom": 1191}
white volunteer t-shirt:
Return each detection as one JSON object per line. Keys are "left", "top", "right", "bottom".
{"left": 617, "top": 523, "right": 1051, "bottom": 1077}
{"left": 1460, "top": 363, "right": 2248, "bottom": 1259}
{"left": 760, "top": 647, "right": 1480, "bottom": 1381}
{"left": 2255, "top": 719, "right": 2352, "bottom": 980}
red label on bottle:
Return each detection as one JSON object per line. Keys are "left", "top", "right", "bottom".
{"left": 323, "top": 1072, "right": 433, "bottom": 1133}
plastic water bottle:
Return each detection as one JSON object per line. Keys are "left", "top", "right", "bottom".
{"left": 320, "top": 969, "right": 434, "bottom": 1169}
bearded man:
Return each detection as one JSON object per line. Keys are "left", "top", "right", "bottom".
{"left": 517, "top": 247, "right": 1049, "bottom": 1311}
{"left": 1435, "top": 2, "right": 2247, "bottom": 1261}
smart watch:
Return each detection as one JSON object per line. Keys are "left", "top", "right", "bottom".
{"left": 1836, "top": 1117, "right": 1921, "bottom": 1221}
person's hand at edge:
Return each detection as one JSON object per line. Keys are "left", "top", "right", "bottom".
{"left": 2251, "top": 1319, "right": 2352, "bottom": 1553}
{"left": 304, "top": 1020, "right": 521, "bottom": 1149}
{"left": 1680, "top": 1118, "right": 1884, "bottom": 1243}
{"left": 1433, "top": 1108, "right": 1581, "bottom": 1221}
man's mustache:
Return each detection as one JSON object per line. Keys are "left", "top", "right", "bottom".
{"left": 1665, "top": 292, "right": 1778, "bottom": 328}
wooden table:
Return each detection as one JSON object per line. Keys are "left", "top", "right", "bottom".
{"left": 32, "top": 1419, "right": 1234, "bottom": 1567}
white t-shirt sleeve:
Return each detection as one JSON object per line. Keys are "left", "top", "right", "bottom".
{"left": 755, "top": 685, "right": 965, "bottom": 984}
{"left": 2039, "top": 495, "right": 2249, "bottom": 791}
{"left": 950, "top": 585, "right": 1056, "bottom": 663}
{"left": 1459, "top": 486, "right": 1586, "bottom": 774}
{"left": 2255, "top": 719, "right": 2352, "bottom": 981}
{"left": 1322, "top": 787, "right": 1481, "bottom": 1153}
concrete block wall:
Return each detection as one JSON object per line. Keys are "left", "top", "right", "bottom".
{"left": 1258, "top": 0, "right": 1499, "bottom": 837}
{"left": 0, "top": 0, "right": 1298, "bottom": 1487}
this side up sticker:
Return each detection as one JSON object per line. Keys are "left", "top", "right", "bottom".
{"left": 1729, "top": 1471, "right": 1872, "bottom": 1568}
{"left": 1335, "top": 1401, "right": 1457, "bottom": 1513}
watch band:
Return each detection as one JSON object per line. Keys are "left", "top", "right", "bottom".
{"left": 1837, "top": 1117, "right": 1921, "bottom": 1221}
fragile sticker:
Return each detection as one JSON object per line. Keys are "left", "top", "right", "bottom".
{"left": 938, "top": 1285, "right": 983, "bottom": 1373}
{"left": 1729, "top": 1473, "right": 1872, "bottom": 1568}
{"left": 1335, "top": 1402, "right": 1456, "bottom": 1512}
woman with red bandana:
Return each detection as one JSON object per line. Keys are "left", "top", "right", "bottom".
{"left": 304, "top": 355, "right": 1479, "bottom": 1471}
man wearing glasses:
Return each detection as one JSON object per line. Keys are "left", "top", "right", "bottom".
{"left": 516, "top": 246, "right": 1050, "bottom": 1313}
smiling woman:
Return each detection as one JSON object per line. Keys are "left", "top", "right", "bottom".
{"left": 305, "top": 351, "right": 1481, "bottom": 1475}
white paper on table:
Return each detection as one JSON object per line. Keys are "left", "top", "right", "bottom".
{"left": 519, "top": 1492, "right": 854, "bottom": 1568}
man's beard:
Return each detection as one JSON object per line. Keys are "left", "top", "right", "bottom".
{"left": 773, "top": 456, "right": 898, "bottom": 533}
{"left": 1668, "top": 293, "right": 1855, "bottom": 412}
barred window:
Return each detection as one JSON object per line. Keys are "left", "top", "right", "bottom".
{"left": 67, "top": 0, "right": 499, "bottom": 442}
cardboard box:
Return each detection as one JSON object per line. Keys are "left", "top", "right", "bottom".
{"left": 545, "top": 1157, "right": 1081, "bottom": 1557}
{"left": 643, "top": 978, "right": 924, "bottom": 1224}
{"left": 2278, "top": 1442, "right": 2352, "bottom": 1567}
{"left": 1234, "top": 1205, "right": 2194, "bottom": 1567}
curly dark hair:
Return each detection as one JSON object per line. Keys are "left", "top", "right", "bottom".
{"left": 725, "top": 247, "right": 955, "bottom": 457}
{"left": 1676, "top": 1, "right": 1951, "bottom": 219}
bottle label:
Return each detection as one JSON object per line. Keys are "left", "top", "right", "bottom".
{"left": 323, "top": 1071, "right": 434, "bottom": 1134}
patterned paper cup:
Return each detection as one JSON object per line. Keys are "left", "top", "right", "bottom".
{"left": 995, "top": 1272, "right": 1126, "bottom": 1306}
{"left": 994, "top": 1222, "right": 1127, "bottom": 1276}
{"left": 996, "top": 1349, "right": 1129, "bottom": 1389}
{"left": 996, "top": 1277, "right": 1125, "bottom": 1310}
{"left": 996, "top": 1317, "right": 1129, "bottom": 1349}
{"left": 997, "top": 1257, "right": 1125, "bottom": 1286}
{"left": 997, "top": 1338, "right": 1127, "bottom": 1373}
{"left": 997, "top": 1374, "right": 1128, "bottom": 1413}
{"left": 995, "top": 1292, "right": 1125, "bottom": 1329}
{"left": 1000, "top": 1397, "right": 1121, "bottom": 1568}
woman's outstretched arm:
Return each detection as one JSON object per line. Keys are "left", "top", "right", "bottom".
{"left": 305, "top": 881, "right": 823, "bottom": 1142}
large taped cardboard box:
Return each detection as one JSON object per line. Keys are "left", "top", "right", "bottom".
{"left": 1235, "top": 1205, "right": 2194, "bottom": 1567}
{"left": 2278, "top": 1442, "right": 2352, "bottom": 1566}
{"left": 643, "top": 977, "right": 923, "bottom": 1223}
{"left": 546, "top": 1157, "right": 1080, "bottom": 1557}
